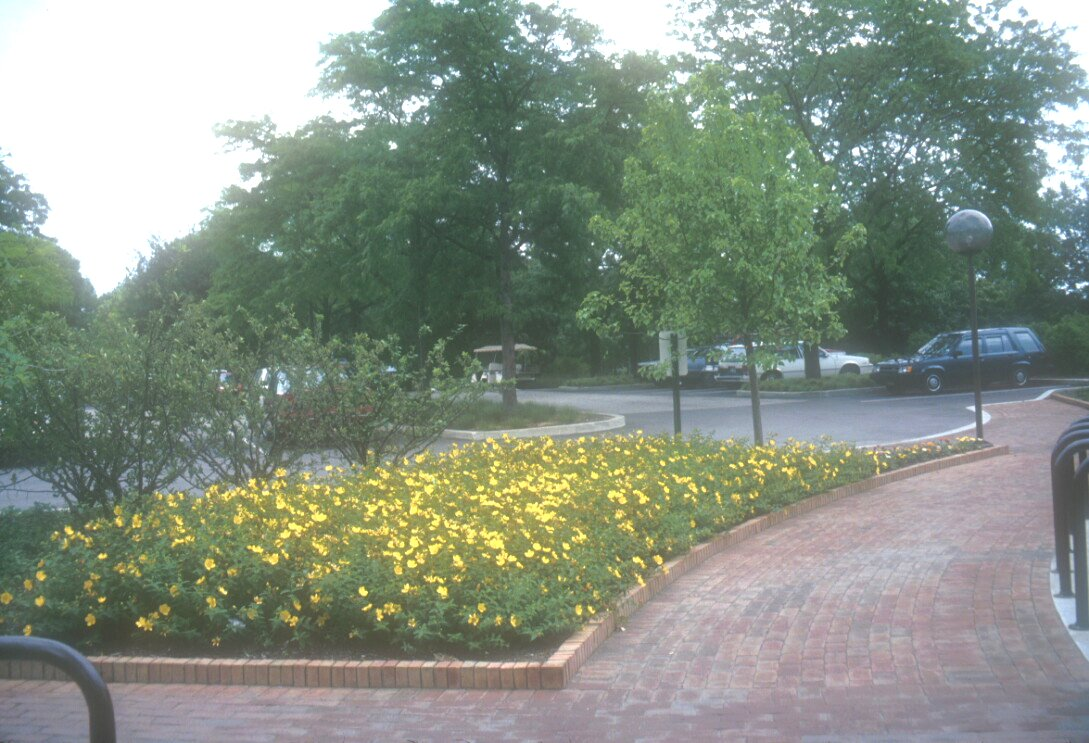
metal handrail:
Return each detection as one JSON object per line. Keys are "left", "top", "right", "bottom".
{"left": 1050, "top": 435, "right": 1089, "bottom": 597}
{"left": 0, "top": 636, "right": 116, "bottom": 743}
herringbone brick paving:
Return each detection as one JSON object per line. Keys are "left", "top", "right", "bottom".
{"left": 3, "top": 398, "right": 1089, "bottom": 741}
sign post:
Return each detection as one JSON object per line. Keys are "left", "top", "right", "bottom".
{"left": 659, "top": 331, "right": 686, "bottom": 435}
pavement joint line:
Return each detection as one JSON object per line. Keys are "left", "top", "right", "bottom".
{"left": 0, "top": 444, "right": 1008, "bottom": 691}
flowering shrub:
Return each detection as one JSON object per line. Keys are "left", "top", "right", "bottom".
{"left": 0, "top": 434, "right": 982, "bottom": 656}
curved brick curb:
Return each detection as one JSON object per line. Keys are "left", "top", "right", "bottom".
{"left": 1052, "top": 391, "right": 1089, "bottom": 411}
{"left": 0, "top": 444, "right": 1007, "bottom": 691}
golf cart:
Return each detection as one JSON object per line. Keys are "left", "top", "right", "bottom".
{"left": 472, "top": 343, "right": 539, "bottom": 385}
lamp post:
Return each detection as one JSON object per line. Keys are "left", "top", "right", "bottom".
{"left": 946, "top": 209, "right": 993, "bottom": 439}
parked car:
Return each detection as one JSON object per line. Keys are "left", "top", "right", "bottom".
{"left": 639, "top": 344, "right": 737, "bottom": 386}
{"left": 870, "top": 326, "right": 1047, "bottom": 394}
{"left": 714, "top": 343, "right": 872, "bottom": 384}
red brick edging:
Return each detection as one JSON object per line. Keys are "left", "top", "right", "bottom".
{"left": 0, "top": 445, "right": 1008, "bottom": 690}
{"left": 1052, "top": 391, "right": 1089, "bottom": 411}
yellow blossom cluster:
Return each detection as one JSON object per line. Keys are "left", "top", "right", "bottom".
{"left": 0, "top": 432, "right": 970, "bottom": 654}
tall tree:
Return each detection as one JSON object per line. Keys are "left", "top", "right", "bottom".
{"left": 319, "top": 0, "right": 611, "bottom": 406}
{"left": 0, "top": 153, "right": 49, "bottom": 236}
{"left": 685, "top": 0, "right": 1089, "bottom": 351}
{"left": 587, "top": 89, "right": 861, "bottom": 443}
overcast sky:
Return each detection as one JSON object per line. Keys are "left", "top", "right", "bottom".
{"left": 0, "top": 0, "right": 1085, "bottom": 295}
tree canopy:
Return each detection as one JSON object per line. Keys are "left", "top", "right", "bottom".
{"left": 588, "top": 87, "right": 862, "bottom": 442}
{"left": 684, "top": 0, "right": 1089, "bottom": 350}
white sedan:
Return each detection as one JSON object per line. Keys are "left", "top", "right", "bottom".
{"left": 715, "top": 343, "right": 872, "bottom": 382}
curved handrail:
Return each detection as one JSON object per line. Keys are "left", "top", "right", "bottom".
{"left": 0, "top": 636, "right": 116, "bottom": 743}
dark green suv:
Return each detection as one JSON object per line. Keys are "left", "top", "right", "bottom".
{"left": 871, "top": 327, "right": 1047, "bottom": 394}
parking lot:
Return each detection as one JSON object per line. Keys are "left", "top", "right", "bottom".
{"left": 510, "top": 381, "right": 1072, "bottom": 445}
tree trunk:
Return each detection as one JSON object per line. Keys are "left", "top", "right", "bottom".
{"left": 803, "top": 342, "right": 822, "bottom": 379}
{"left": 499, "top": 243, "right": 517, "bottom": 409}
{"left": 744, "top": 338, "right": 764, "bottom": 445}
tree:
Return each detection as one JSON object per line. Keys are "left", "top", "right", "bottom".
{"left": 587, "top": 90, "right": 861, "bottom": 443}
{"left": 684, "top": 0, "right": 1089, "bottom": 351}
{"left": 0, "top": 153, "right": 49, "bottom": 236}
{"left": 0, "top": 233, "right": 95, "bottom": 326}
{"left": 319, "top": 0, "right": 612, "bottom": 406}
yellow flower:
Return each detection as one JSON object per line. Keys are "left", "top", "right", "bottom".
{"left": 510, "top": 615, "right": 520, "bottom": 628}
{"left": 357, "top": 586, "right": 369, "bottom": 598}
{"left": 135, "top": 616, "right": 153, "bottom": 631}
{"left": 436, "top": 586, "right": 449, "bottom": 599}
{"left": 34, "top": 595, "right": 45, "bottom": 608}
{"left": 0, "top": 591, "right": 12, "bottom": 605}
{"left": 23, "top": 579, "right": 33, "bottom": 591}
{"left": 35, "top": 570, "right": 46, "bottom": 582}
{"left": 85, "top": 613, "right": 96, "bottom": 627}
{"left": 204, "top": 558, "right": 216, "bottom": 571}
{"left": 575, "top": 604, "right": 583, "bottom": 617}
{"left": 206, "top": 596, "right": 217, "bottom": 609}
{"left": 467, "top": 613, "right": 480, "bottom": 626}
{"left": 23, "top": 624, "right": 32, "bottom": 636}
{"left": 477, "top": 602, "right": 487, "bottom": 614}
{"left": 159, "top": 604, "right": 171, "bottom": 616}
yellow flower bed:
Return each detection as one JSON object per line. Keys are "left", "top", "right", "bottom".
{"left": 0, "top": 434, "right": 978, "bottom": 655}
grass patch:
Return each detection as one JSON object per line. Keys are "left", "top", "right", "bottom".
{"left": 1063, "top": 387, "right": 1089, "bottom": 402}
{"left": 743, "top": 374, "right": 878, "bottom": 392}
{"left": 449, "top": 400, "right": 600, "bottom": 430}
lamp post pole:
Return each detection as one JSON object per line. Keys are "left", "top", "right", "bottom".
{"left": 946, "top": 209, "right": 993, "bottom": 440}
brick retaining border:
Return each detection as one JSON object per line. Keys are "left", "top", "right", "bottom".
{"left": 0, "top": 444, "right": 1008, "bottom": 690}
{"left": 1052, "top": 391, "right": 1089, "bottom": 411}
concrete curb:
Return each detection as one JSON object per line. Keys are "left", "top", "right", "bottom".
{"left": 728, "top": 385, "right": 879, "bottom": 399}
{"left": 442, "top": 414, "right": 626, "bottom": 440}
{"left": 1051, "top": 391, "right": 1089, "bottom": 411}
{"left": 0, "top": 445, "right": 1007, "bottom": 691}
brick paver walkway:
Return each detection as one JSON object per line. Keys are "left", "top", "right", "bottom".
{"left": 4, "top": 398, "right": 1089, "bottom": 741}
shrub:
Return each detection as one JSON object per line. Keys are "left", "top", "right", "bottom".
{"left": 1038, "top": 313, "right": 1089, "bottom": 375}
{"left": 1, "top": 312, "right": 212, "bottom": 513}
{"left": 0, "top": 434, "right": 982, "bottom": 656}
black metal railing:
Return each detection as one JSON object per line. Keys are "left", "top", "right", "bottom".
{"left": 0, "top": 635, "right": 116, "bottom": 743}
{"left": 1051, "top": 416, "right": 1089, "bottom": 630}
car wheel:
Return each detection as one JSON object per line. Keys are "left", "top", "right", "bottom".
{"left": 761, "top": 369, "right": 783, "bottom": 381}
{"left": 838, "top": 364, "right": 860, "bottom": 375}
{"left": 1011, "top": 367, "right": 1029, "bottom": 387}
{"left": 924, "top": 371, "right": 944, "bottom": 394}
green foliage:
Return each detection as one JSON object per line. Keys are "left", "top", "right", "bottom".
{"left": 590, "top": 85, "right": 863, "bottom": 442}
{"left": 684, "top": 0, "right": 1089, "bottom": 349}
{"left": 0, "top": 232, "right": 95, "bottom": 327}
{"left": 0, "top": 153, "right": 49, "bottom": 236}
{"left": 1, "top": 313, "right": 214, "bottom": 513}
{"left": 0, "top": 433, "right": 983, "bottom": 655}
{"left": 1038, "top": 313, "right": 1089, "bottom": 375}
{"left": 2, "top": 307, "right": 484, "bottom": 506}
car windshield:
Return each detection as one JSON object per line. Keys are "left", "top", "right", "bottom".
{"left": 917, "top": 333, "right": 962, "bottom": 357}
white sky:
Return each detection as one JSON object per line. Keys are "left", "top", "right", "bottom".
{"left": 0, "top": 0, "right": 1085, "bottom": 295}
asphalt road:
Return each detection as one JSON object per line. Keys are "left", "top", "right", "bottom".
{"left": 512, "top": 381, "right": 1070, "bottom": 446}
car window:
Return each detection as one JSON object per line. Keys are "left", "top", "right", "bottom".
{"left": 957, "top": 339, "right": 973, "bottom": 355}
{"left": 981, "top": 335, "right": 1011, "bottom": 354}
{"left": 919, "top": 333, "right": 962, "bottom": 356}
{"left": 1014, "top": 330, "right": 1043, "bottom": 352}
